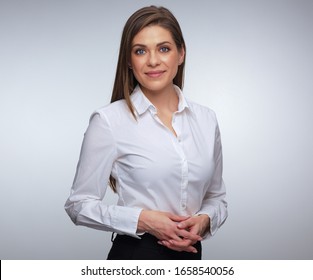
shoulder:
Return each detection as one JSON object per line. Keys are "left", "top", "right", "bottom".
{"left": 186, "top": 98, "right": 218, "bottom": 124}
{"left": 90, "top": 99, "right": 134, "bottom": 128}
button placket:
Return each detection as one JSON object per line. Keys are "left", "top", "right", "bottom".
{"left": 171, "top": 113, "right": 189, "bottom": 214}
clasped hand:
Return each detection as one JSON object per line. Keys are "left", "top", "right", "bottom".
{"left": 137, "top": 210, "right": 209, "bottom": 253}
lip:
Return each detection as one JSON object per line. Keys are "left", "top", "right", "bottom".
{"left": 145, "top": 70, "right": 165, "bottom": 78}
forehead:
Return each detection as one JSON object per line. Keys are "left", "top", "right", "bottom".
{"left": 132, "top": 25, "right": 174, "bottom": 45}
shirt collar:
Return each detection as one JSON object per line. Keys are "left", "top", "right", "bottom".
{"left": 131, "top": 85, "right": 191, "bottom": 117}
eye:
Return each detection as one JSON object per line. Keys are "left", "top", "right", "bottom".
{"left": 135, "top": 49, "right": 146, "bottom": 55}
{"left": 160, "top": 46, "right": 170, "bottom": 53}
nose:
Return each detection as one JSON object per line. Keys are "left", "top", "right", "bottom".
{"left": 147, "top": 51, "right": 160, "bottom": 67}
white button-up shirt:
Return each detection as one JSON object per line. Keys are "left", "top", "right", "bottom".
{"left": 65, "top": 85, "right": 227, "bottom": 238}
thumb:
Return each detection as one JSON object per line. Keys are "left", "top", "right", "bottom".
{"left": 167, "top": 213, "right": 190, "bottom": 222}
{"left": 177, "top": 219, "right": 192, "bottom": 229}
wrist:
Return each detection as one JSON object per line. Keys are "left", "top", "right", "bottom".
{"left": 197, "top": 214, "right": 210, "bottom": 236}
{"left": 137, "top": 209, "right": 151, "bottom": 233}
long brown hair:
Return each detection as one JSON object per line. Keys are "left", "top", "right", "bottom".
{"left": 109, "top": 6, "right": 186, "bottom": 192}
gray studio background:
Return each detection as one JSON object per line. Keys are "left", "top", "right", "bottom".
{"left": 1, "top": 0, "right": 312, "bottom": 259}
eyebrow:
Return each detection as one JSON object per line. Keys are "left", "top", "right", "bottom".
{"left": 131, "top": 41, "right": 173, "bottom": 49}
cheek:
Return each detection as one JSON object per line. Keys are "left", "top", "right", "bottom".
{"left": 131, "top": 59, "right": 144, "bottom": 75}
{"left": 166, "top": 55, "right": 181, "bottom": 68}
{"left": 131, "top": 64, "right": 141, "bottom": 78}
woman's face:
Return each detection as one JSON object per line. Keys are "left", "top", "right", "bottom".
{"left": 130, "top": 25, "right": 185, "bottom": 95}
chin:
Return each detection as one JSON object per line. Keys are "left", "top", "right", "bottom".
{"left": 140, "top": 81, "right": 173, "bottom": 93}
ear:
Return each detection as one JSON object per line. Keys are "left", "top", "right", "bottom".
{"left": 178, "top": 46, "right": 185, "bottom": 65}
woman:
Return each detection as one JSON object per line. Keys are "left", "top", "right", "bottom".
{"left": 65, "top": 5, "right": 227, "bottom": 260}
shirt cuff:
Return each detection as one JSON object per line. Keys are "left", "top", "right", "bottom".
{"left": 197, "top": 206, "right": 218, "bottom": 239}
{"left": 112, "top": 206, "right": 143, "bottom": 238}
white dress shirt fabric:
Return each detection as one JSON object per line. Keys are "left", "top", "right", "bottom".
{"left": 65, "top": 85, "right": 227, "bottom": 239}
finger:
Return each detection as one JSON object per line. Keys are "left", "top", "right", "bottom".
{"left": 167, "top": 213, "right": 190, "bottom": 222}
{"left": 169, "top": 238, "right": 193, "bottom": 247}
{"left": 177, "top": 218, "right": 194, "bottom": 229}
{"left": 177, "top": 229, "right": 202, "bottom": 242}
{"left": 177, "top": 221, "right": 188, "bottom": 229}
{"left": 164, "top": 241, "right": 198, "bottom": 253}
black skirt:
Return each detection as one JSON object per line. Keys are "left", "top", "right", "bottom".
{"left": 107, "top": 233, "right": 202, "bottom": 260}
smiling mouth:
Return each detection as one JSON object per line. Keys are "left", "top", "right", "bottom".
{"left": 145, "top": 70, "right": 165, "bottom": 78}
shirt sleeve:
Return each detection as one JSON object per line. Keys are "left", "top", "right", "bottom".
{"left": 196, "top": 113, "right": 228, "bottom": 239}
{"left": 64, "top": 112, "right": 143, "bottom": 238}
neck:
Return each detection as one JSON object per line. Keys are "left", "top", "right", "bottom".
{"left": 141, "top": 84, "right": 178, "bottom": 113}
